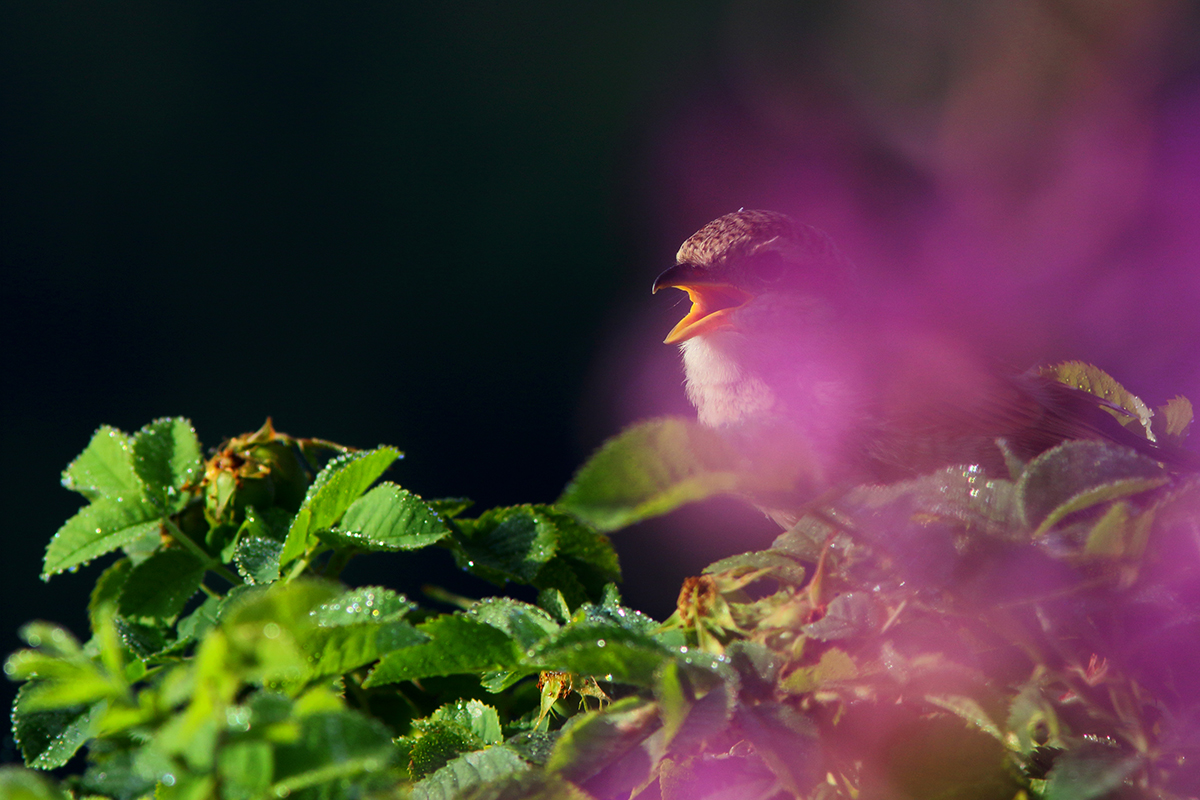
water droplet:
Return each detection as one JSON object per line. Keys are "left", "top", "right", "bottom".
{"left": 604, "top": 674, "right": 613, "bottom": 682}
{"left": 679, "top": 646, "right": 688, "bottom": 653}
{"left": 263, "top": 622, "right": 281, "bottom": 639}
{"left": 161, "top": 774, "right": 176, "bottom": 787}
{"left": 596, "top": 639, "right": 607, "bottom": 648}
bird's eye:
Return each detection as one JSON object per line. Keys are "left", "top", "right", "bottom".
{"left": 747, "top": 250, "right": 787, "bottom": 284}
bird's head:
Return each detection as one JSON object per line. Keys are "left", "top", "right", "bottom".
{"left": 653, "top": 209, "right": 856, "bottom": 345}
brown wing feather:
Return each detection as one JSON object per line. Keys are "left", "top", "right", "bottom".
{"left": 855, "top": 365, "right": 1199, "bottom": 481}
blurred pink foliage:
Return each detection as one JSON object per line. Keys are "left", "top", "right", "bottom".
{"left": 611, "top": 0, "right": 1200, "bottom": 432}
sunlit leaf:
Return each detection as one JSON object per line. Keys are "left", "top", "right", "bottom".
{"left": 363, "top": 614, "right": 522, "bottom": 688}
{"left": 42, "top": 495, "right": 163, "bottom": 578}
{"left": 280, "top": 446, "right": 402, "bottom": 565}
{"left": 779, "top": 647, "right": 858, "bottom": 695}
{"left": 11, "top": 684, "right": 104, "bottom": 769}
{"left": 0, "top": 766, "right": 74, "bottom": 799}
{"left": 328, "top": 482, "right": 451, "bottom": 551}
{"left": 131, "top": 417, "right": 203, "bottom": 511}
{"left": 558, "top": 417, "right": 744, "bottom": 531}
{"left": 526, "top": 622, "right": 671, "bottom": 686}
{"left": 1040, "top": 361, "right": 1154, "bottom": 439}
{"left": 468, "top": 598, "right": 560, "bottom": 649}
{"left": 60, "top": 425, "right": 140, "bottom": 502}
{"left": 1153, "top": 395, "right": 1193, "bottom": 443}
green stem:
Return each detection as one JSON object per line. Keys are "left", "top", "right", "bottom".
{"left": 321, "top": 547, "right": 357, "bottom": 580}
{"left": 162, "top": 516, "right": 243, "bottom": 586}
{"left": 286, "top": 549, "right": 315, "bottom": 582}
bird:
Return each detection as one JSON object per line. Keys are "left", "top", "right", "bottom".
{"left": 652, "top": 209, "right": 1196, "bottom": 511}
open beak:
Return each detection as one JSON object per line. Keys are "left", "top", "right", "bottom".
{"left": 652, "top": 264, "right": 754, "bottom": 344}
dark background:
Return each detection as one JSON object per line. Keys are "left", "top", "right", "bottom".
{"left": 6, "top": 0, "right": 1200, "bottom": 767}
{"left": 0, "top": 2, "right": 769, "bottom": 761}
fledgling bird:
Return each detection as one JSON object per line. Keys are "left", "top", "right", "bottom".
{"left": 653, "top": 209, "right": 1194, "bottom": 509}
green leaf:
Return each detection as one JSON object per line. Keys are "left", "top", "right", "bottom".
{"left": 431, "top": 699, "right": 503, "bottom": 746}
{"left": 0, "top": 766, "right": 73, "bottom": 800}
{"left": 131, "top": 417, "right": 203, "bottom": 511}
{"left": 6, "top": 648, "right": 117, "bottom": 712}
{"left": 545, "top": 697, "right": 659, "bottom": 783}
{"left": 452, "top": 505, "right": 620, "bottom": 609}
{"left": 655, "top": 659, "right": 737, "bottom": 758}
{"left": 363, "top": 614, "right": 522, "bottom": 687}
{"left": 410, "top": 746, "right": 531, "bottom": 800}
{"left": 735, "top": 703, "right": 819, "bottom": 797}
{"left": 704, "top": 550, "right": 806, "bottom": 588}
{"left": 280, "top": 446, "right": 402, "bottom": 565}
{"left": 88, "top": 558, "right": 132, "bottom": 633}
{"left": 468, "top": 598, "right": 560, "bottom": 649}
{"left": 428, "top": 497, "right": 474, "bottom": 518}
{"left": 303, "top": 618, "right": 426, "bottom": 680}
{"left": 543, "top": 508, "right": 622, "bottom": 602}
{"left": 177, "top": 594, "right": 222, "bottom": 643}
{"left": 233, "top": 534, "right": 284, "bottom": 584}
{"left": 925, "top": 694, "right": 1005, "bottom": 742}
{"left": 802, "top": 592, "right": 880, "bottom": 641}
{"left": 312, "top": 586, "right": 416, "bottom": 626}
{"left": 118, "top": 547, "right": 205, "bottom": 619}
{"left": 779, "top": 647, "right": 858, "bottom": 695}
{"left": 526, "top": 622, "right": 672, "bottom": 686}
{"left": 1044, "top": 747, "right": 1140, "bottom": 800}
{"left": 217, "top": 740, "right": 274, "bottom": 800}
{"left": 60, "top": 425, "right": 140, "bottom": 502}
{"left": 1039, "top": 361, "right": 1154, "bottom": 438}
{"left": 42, "top": 494, "right": 164, "bottom": 578}
{"left": 408, "top": 723, "right": 486, "bottom": 780}
{"left": 78, "top": 749, "right": 157, "bottom": 799}
{"left": 270, "top": 710, "right": 398, "bottom": 795}
{"left": 841, "top": 465, "right": 1020, "bottom": 538}
{"left": 1017, "top": 440, "right": 1169, "bottom": 533}
{"left": 1153, "top": 395, "right": 1193, "bottom": 442}
{"left": 12, "top": 683, "right": 103, "bottom": 769}
{"left": 558, "top": 417, "right": 743, "bottom": 531}
{"left": 454, "top": 506, "right": 560, "bottom": 584}
{"left": 327, "top": 482, "right": 451, "bottom": 550}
